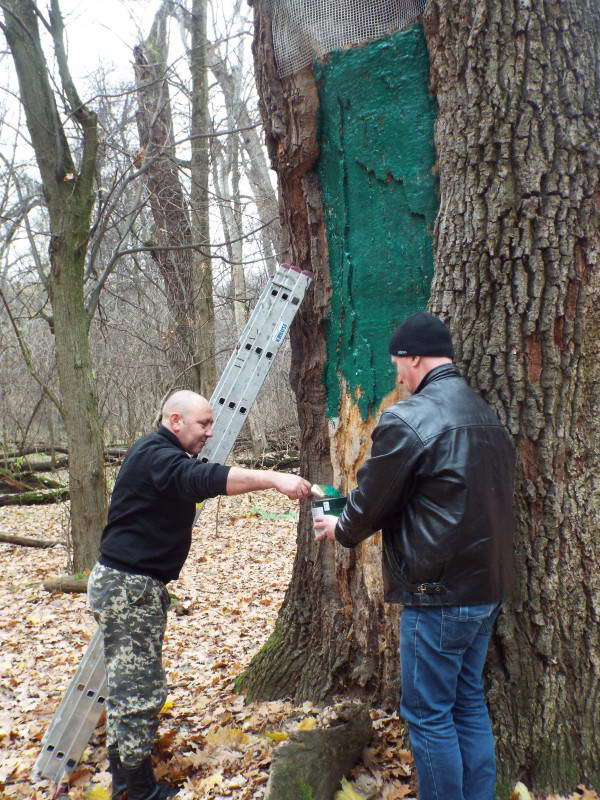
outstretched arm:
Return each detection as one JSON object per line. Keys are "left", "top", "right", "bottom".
{"left": 226, "top": 467, "right": 311, "bottom": 500}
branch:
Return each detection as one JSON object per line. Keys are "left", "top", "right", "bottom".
{"left": 0, "top": 286, "right": 64, "bottom": 417}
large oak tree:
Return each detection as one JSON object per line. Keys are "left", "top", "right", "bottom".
{"left": 238, "top": 0, "right": 600, "bottom": 795}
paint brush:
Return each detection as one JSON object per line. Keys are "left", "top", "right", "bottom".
{"left": 310, "top": 483, "right": 342, "bottom": 499}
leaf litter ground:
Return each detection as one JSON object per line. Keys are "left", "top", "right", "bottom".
{"left": 0, "top": 493, "right": 596, "bottom": 800}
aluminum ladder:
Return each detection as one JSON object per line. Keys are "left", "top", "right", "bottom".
{"left": 33, "top": 263, "right": 312, "bottom": 784}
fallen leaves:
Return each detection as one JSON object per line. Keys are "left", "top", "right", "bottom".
{"left": 0, "top": 494, "right": 598, "bottom": 800}
{"left": 335, "top": 777, "right": 367, "bottom": 800}
{"left": 205, "top": 726, "right": 250, "bottom": 749}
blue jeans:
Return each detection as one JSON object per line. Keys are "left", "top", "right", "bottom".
{"left": 400, "top": 602, "right": 501, "bottom": 800}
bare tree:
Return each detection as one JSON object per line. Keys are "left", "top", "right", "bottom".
{"left": 133, "top": 3, "right": 206, "bottom": 391}
{"left": 1, "top": 0, "right": 108, "bottom": 570}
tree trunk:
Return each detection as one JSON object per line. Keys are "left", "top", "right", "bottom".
{"left": 189, "top": 0, "right": 216, "bottom": 395}
{"left": 3, "top": 0, "right": 108, "bottom": 572}
{"left": 423, "top": 1, "right": 600, "bottom": 794}
{"left": 240, "top": 0, "right": 600, "bottom": 795}
{"left": 210, "top": 47, "right": 282, "bottom": 274}
{"left": 133, "top": 6, "right": 200, "bottom": 389}
{"left": 50, "top": 234, "right": 108, "bottom": 568}
{"left": 238, "top": 4, "right": 435, "bottom": 708}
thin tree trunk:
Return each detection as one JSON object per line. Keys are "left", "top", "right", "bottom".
{"left": 3, "top": 0, "right": 108, "bottom": 572}
{"left": 210, "top": 49, "right": 281, "bottom": 274}
{"left": 133, "top": 5, "right": 199, "bottom": 389}
{"left": 189, "top": 0, "right": 216, "bottom": 395}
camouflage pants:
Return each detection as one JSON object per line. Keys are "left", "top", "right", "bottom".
{"left": 88, "top": 563, "right": 170, "bottom": 767}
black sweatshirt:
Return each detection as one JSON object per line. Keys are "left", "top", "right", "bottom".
{"left": 99, "top": 426, "right": 230, "bottom": 583}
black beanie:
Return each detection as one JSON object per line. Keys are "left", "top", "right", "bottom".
{"left": 388, "top": 312, "right": 454, "bottom": 359}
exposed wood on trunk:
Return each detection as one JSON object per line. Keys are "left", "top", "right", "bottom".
{"left": 238, "top": 0, "right": 401, "bottom": 710}
{"left": 244, "top": 0, "right": 599, "bottom": 795}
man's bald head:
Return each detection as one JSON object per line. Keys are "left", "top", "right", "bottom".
{"left": 161, "top": 390, "right": 210, "bottom": 424}
{"left": 161, "top": 390, "right": 214, "bottom": 455}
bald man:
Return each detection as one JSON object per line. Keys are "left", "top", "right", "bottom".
{"left": 88, "top": 391, "right": 311, "bottom": 800}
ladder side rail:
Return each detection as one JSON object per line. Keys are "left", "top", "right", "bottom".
{"left": 203, "top": 271, "right": 309, "bottom": 448}
{"left": 207, "top": 267, "right": 303, "bottom": 421}
{"left": 200, "top": 273, "right": 310, "bottom": 463}
{"left": 34, "top": 629, "right": 107, "bottom": 780}
{"left": 206, "top": 268, "right": 286, "bottom": 411}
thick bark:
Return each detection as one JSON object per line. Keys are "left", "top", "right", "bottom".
{"left": 242, "top": 0, "right": 599, "bottom": 795}
{"left": 423, "top": 1, "right": 600, "bottom": 793}
{"left": 3, "top": 0, "right": 108, "bottom": 571}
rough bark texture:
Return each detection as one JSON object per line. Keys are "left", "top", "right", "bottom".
{"left": 264, "top": 703, "right": 373, "bottom": 800}
{"left": 3, "top": 0, "right": 108, "bottom": 571}
{"left": 423, "top": 1, "right": 600, "bottom": 793}
{"left": 242, "top": 0, "right": 599, "bottom": 795}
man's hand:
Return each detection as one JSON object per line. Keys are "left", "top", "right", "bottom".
{"left": 271, "top": 472, "right": 312, "bottom": 500}
{"left": 226, "top": 467, "right": 311, "bottom": 498}
{"left": 313, "top": 514, "right": 338, "bottom": 542}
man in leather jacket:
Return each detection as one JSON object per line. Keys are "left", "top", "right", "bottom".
{"left": 314, "top": 312, "right": 515, "bottom": 800}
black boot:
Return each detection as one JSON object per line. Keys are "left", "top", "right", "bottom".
{"left": 123, "top": 756, "right": 178, "bottom": 800}
{"left": 107, "top": 744, "right": 127, "bottom": 800}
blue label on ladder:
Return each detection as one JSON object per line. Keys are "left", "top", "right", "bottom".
{"left": 274, "top": 323, "right": 288, "bottom": 343}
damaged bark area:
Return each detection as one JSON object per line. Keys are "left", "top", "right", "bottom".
{"left": 237, "top": 1, "right": 404, "bottom": 709}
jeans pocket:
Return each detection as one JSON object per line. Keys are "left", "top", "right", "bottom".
{"left": 443, "top": 602, "right": 497, "bottom": 622}
{"left": 440, "top": 603, "right": 497, "bottom": 653}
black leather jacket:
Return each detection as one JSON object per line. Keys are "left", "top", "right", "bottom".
{"left": 335, "top": 364, "right": 515, "bottom": 606}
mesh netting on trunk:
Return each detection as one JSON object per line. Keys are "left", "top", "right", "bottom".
{"left": 269, "top": 0, "right": 430, "bottom": 77}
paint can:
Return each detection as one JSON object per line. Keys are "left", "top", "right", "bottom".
{"left": 310, "top": 495, "right": 347, "bottom": 522}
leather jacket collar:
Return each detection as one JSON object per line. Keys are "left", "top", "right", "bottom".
{"left": 414, "top": 363, "right": 461, "bottom": 395}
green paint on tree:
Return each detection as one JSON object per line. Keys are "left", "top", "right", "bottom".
{"left": 315, "top": 25, "right": 438, "bottom": 419}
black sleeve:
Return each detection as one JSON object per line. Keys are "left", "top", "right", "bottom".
{"left": 149, "top": 445, "right": 230, "bottom": 501}
{"left": 335, "top": 411, "right": 422, "bottom": 548}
